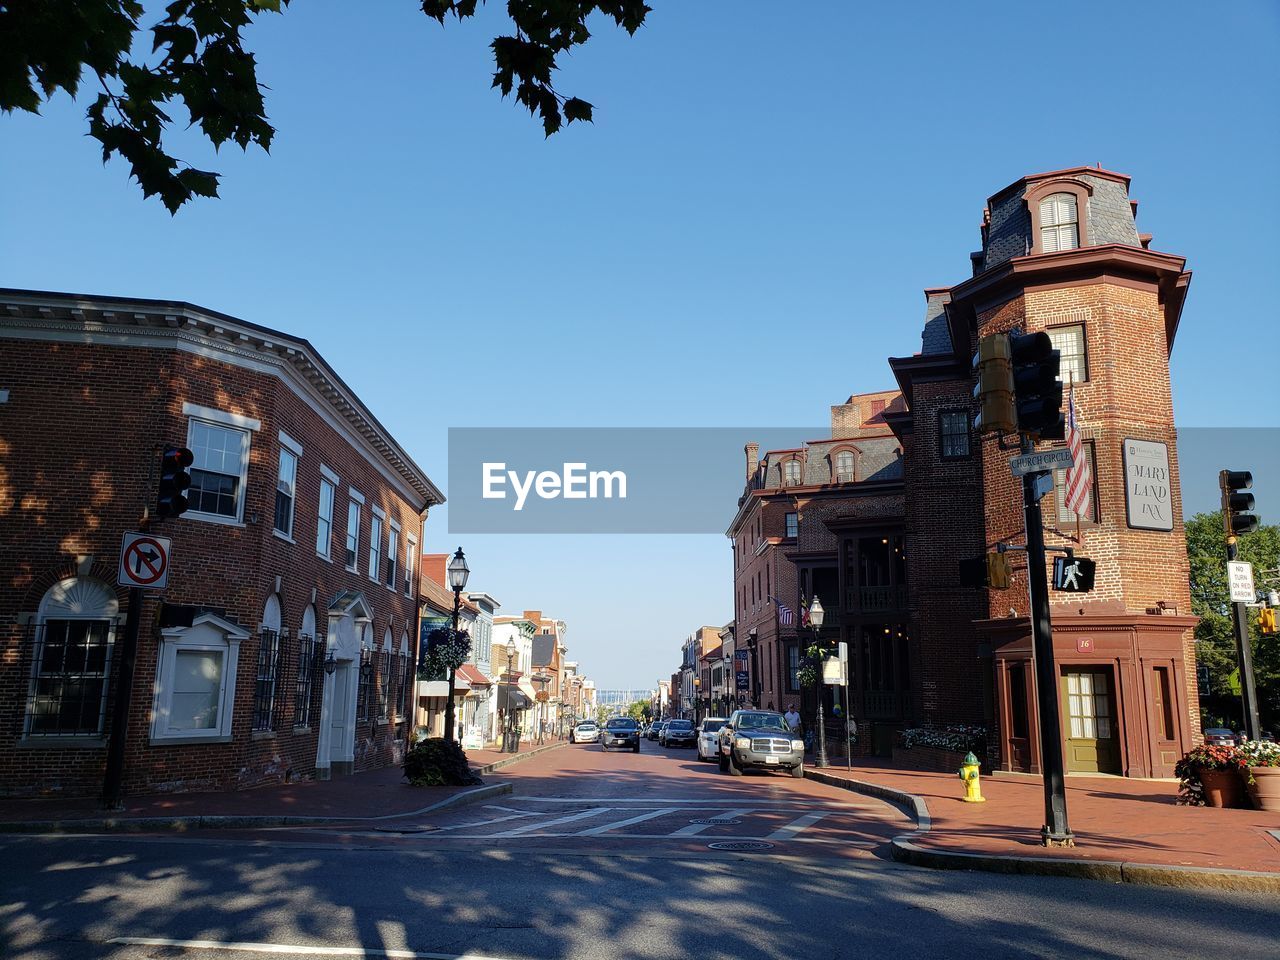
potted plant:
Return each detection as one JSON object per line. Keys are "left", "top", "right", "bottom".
{"left": 1239, "top": 739, "right": 1280, "bottom": 812}
{"left": 1174, "top": 743, "right": 1247, "bottom": 807}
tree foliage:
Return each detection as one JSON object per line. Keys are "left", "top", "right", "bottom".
{"left": 1186, "top": 512, "right": 1280, "bottom": 730}
{"left": 0, "top": 0, "right": 651, "bottom": 212}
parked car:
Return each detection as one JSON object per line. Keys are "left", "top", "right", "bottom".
{"left": 1203, "top": 727, "right": 1242, "bottom": 747}
{"left": 570, "top": 721, "right": 600, "bottom": 744}
{"left": 696, "top": 717, "right": 728, "bottom": 761}
{"left": 601, "top": 717, "right": 641, "bottom": 753}
{"left": 648, "top": 721, "right": 666, "bottom": 742}
{"left": 718, "top": 709, "right": 804, "bottom": 778}
{"left": 662, "top": 719, "right": 696, "bottom": 748}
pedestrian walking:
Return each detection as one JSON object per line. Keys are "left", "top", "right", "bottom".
{"left": 784, "top": 704, "right": 801, "bottom": 734}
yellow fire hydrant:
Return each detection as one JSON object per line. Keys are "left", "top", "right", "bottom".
{"left": 958, "top": 751, "right": 986, "bottom": 803}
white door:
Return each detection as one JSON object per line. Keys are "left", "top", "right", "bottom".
{"left": 329, "top": 661, "right": 353, "bottom": 763}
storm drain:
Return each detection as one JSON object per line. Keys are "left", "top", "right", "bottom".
{"left": 706, "top": 840, "right": 773, "bottom": 851}
{"left": 689, "top": 817, "right": 742, "bottom": 825}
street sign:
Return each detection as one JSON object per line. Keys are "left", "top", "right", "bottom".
{"left": 1228, "top": 561, "right": 1256, "bottom": 603}
{"left": 1052, "top": 556, "right": 1096, "bottom": 592}
{"left": 117, "top": 532, "right": 172, "bottom": 589}
{"left": 823, "top": 642, "right": 848, "bottom": 685}
{"left": 1009, "top": 448, "right": 1075, "bottom": 477}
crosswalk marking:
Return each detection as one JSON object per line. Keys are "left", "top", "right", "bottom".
{"left": 668, "top": 809, "right": 757, "bottom": 836}
{"left": 574, "top": 807, "right": 680, "bottom": 836}
{"left": 491, "top": 806, "right": 611, "bottom": 837}
{"left": 766, "top": 812, "right": 832, "bottom": 840}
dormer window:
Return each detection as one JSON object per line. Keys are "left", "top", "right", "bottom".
{"left": 835, "top": 451, "right": 854, "bottom": 483}
{"left": 784, "top": 460, "right": 801, "bottom": 486}
{"left": 1039, "top": 193, "right": 1079, "bottom": 252}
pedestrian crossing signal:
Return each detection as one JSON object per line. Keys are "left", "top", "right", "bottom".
{"left": 1052, "top": 555, "right": 1096, "bottom": 592}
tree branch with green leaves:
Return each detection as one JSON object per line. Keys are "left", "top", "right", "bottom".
{"left": 0, "top": 0, "right": 650, "bottom": 212}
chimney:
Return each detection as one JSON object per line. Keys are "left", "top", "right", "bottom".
{"left": 745, "top": 442, "right": 759, "bottom": 480}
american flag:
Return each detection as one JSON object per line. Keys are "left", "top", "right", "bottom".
{"left": 1064, "top": 380, "right": 1092, "bottom": 520}
{"left": 771, "top": 597, "right": 794, "bottom": 626}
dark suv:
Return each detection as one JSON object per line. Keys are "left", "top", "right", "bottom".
{"left": 718, "top": 710, "right": 804, "bottom": 778}
{"left": 601, "top": 717, "right": 641, "bottom": 752}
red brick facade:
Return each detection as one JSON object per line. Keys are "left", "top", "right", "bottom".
{"left": 0, "top": 291, "right": 443, "bottom": 797}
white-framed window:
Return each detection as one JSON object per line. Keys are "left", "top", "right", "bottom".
{"left": 316, "top": 467, "right": 338, "bottom": 559}
{"left": 379, "top": 629, "right": 393, "bottom": 720}
{"left": 386, "top": 522, "right": 400, "bottom": 590}
{"left": 398, "top": 632, "right": 412, "bottom": 721}
{"left": 1047, "top": 324, "right": 1088, "bottom": 384}
{"left": 1039, "top": 193, "right": 1079, "bottom": 253}
{"left": 186, "top": 418, "right": 251, "bottom": 521}
{"left": 784, "top": 460, "right": 801, "bottom": 486}
{"left": 150, "top": 614, "right": 246, "bottom": 742}
{"left": 785, "top": 512, "right": 798, "bottom": 538}
{"left": 345, "top": 495, "right": 362, "bottom": 570}
{"left": 1052, "top": 440, "right": 1099, "bottom": 525}
{"left": 25, "top": 577, "right": 119, "bottom": 739}
{"left": 369, "top": 509, "right": 385, "bottom": 583}
{"left": 834, "top": 451, "right": 855, "bottom": 483}
{"left": 273, "top": 434, "right": 300, "bottom": 538}
{"left": 404, "top": 536, "right": 417, "bottom": 597}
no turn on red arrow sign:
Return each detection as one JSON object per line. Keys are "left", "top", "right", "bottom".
{"left": 118, "top": 531, "right": 172, "bottom": 589}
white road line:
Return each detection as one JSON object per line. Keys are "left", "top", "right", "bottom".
{"left": 574, "top": 807, "right": 679, "bottom": 836}
{"left": 667, "top": 809, "right": 757, "bottom": 837}
{"left": 491, "top": 806, "right": 612, "bottom": 837}
{"left": 766, "top": 812, "right": 832, "bottom": 840}
{"left": 515, "top": 797, "right": 870, "bottom": 809}
{"left": 437, "top": 810, "right": 542, "bottom": 831}
{"left": 105, "top": 938, "right": 521, "bottom": 960}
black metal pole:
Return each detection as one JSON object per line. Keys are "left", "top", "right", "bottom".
{"left": 1023, "top": 453, "right": 1073, "bottom": 846}
{"left": 813, "top": 625, "right": 829, "bottom": 768}
{"left": 750, "top": 636, "right": 761, "bottom": 708}
{"left": 1226, "top": 539, "right": 1262, "bottom": 740}
{"left": 102, "top": 587, "right": 143, "bottom": 810}
{"left": 443, "top": 589, "right": 459, "bottom": 743}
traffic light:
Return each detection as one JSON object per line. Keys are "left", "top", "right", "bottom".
{"left": 1009, "top": 330, "right": 1064, "bottom": 440}
{"left": 156, "top": 445, "right": 194, "bottom": 518}
{"left": 1259, "top": 607, "right": 1277, "bottom": 636}
{"left": 972, "top": 333, "right": 1015, "bottom": 435}
{"left": 1219, "top": 470, "right": 1257, "bottom": 539}
{"left": 960, "top": 552, "right": 1012, "bottom": 588}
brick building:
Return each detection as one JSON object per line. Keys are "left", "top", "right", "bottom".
{"left": 0, "top": 289, "right": 443, "bottom": 797}
{"left": 730, "top": 167, "right": 1198, "bottom": 777}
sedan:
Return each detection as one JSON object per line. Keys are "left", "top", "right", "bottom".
{"left": 1203, "top": 728, "right": 1241, "bottom": 747}
{"left": 696, "top": 717, "right": 728, "bottom": 761}
{"left": 570, "top": 721, "right": 600, "bottom": 744}
{"left": 601, "top": 717, "right": 641, "bottom": 752}
{"left": 662, "top": 719, "right": 696, "bottom": 748}
{"left": 648, "top": 722, "right": 666, "bottom": 742}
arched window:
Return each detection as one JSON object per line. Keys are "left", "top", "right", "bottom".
{"left": 784, "top": 459, "right": 801, "bottom": 486}
{"left": 835, "top": 450, "right": 855, "bottom": 483}
{"left": 1039, "top": 193, "right": 1079, "bottom": 252}
{"left": 27, "top": 577, "right": 119, "bottom": 737}
{"left": 357, "top": 623, "right": 374, "bottom": 723}
{"left": 399, "top": 630, "right": 412, "bottom": 722}
{"left": 253, "top": 595, "right": 283, "bottom": 732}
{"left": 379, "top": 628, "right": 394, "bottom": 720}
{"left": 294, "top": 605, "right": 319, "bottom": 729}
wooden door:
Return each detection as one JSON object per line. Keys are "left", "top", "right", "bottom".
{"left": 1062, "top": 669, "right": 1120, "bottom": 774}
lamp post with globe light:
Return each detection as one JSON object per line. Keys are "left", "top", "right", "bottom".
{"left": 807, "top": 596, "right": 829, "bottom": 768}
{"left": 442, "top": 547, "right": 469, "bottom": 744}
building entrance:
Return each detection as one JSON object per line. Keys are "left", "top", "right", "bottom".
{"left": 1062, "top": 668, "right": 1121, "bottom": 774}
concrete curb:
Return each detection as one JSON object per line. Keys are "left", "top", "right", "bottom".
{"left": 471, "top": 740, "right": 567, "bottom": 777}
{"left": 804, "top": 768, "right": 1280, "bottom": 893}
{"left": 0, "top": 781, "right": 512, "bottom": 835}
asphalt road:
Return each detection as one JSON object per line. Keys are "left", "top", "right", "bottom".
{"left": 3, "top": 739, "right": 1276, "bottom": 960}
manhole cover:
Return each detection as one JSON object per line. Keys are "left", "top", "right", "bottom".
{"left": 690, "top": 817, "right": 742, "bottom": 825}
{"left": 707, "top": 840, "right": 773, "bottom": 851}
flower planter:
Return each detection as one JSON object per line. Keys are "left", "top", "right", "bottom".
{"left": 1198, "top": 768, "right": 1246, "bottom": 809}
{"left": 1246, "top": 766, "right": 1280, "bottom": 812}
{"left": 892, "top": 745, "right": 985, "bottom": 774}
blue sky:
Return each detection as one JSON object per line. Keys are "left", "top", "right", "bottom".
{"left": 3, "top": 1, "right": 1278, "bottom": 688}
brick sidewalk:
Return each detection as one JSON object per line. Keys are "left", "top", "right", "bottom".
{"left": 0, "top": 741, "right": 561, "bottom": 827}
{"left": 813, "top": 760, "right": 1280, "bottom": 875}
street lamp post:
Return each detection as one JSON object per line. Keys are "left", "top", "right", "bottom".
{"left": 808, "top": 596, "right": 829, "bottom": 768}
{"left": 747, "top": 629, "right": 760, "bottom": 708}
{"left": 443, "top": 546, "right": 469, "bottom": 744}
{"left": 503, "top": 646, "right": 515, "bottom": 752}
